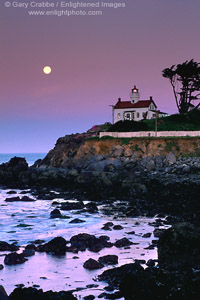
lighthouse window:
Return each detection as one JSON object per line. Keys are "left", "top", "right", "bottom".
{"left": 125, "top": 113, "right": 131, "bottom": 120}
{"left": 137, "top": 112, "right": 140, "bottom": 118}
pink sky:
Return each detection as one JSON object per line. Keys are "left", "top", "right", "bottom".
{"left": 1, "top": 0, "right": 200, "bottom": 152}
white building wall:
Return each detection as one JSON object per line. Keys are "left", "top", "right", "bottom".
{"left": 114, "top": 106, "right": 156, "bottom": 123}
{"left": 100, "top": 131, "right": 200, "bottom": 138}
{"left": 114, "top": 103, "right": 156, "bottom": 123}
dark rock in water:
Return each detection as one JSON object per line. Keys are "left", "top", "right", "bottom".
{"left": 113, "top": 225, "right": 123, "bottom": 230}
{"left": 52, "top": 201, "right": 59, "bottom": 206}
{"left": 98, "top": 292, "right": 107, "bottom": 299}
{"left": 0, "top": 285, "right": 9, "bottom": 300}
{"left": 126, "top": 231, "right": 135, "bottom": 235}
{"left": 25, "top": 244, "right": 37, "bottom": 250}
{"left": 146, "top": 259, "right": 155, "bottom": 267}
{"left": 98, "top": 235, "right": 110, "bottom": 242}
{"left": 101, "top": 222, "right": 114, "bottom": 231}
{"left": 144, "top": 244, "right": 155, "bottom": 250}
{"left": 60, "top": 201, "right": 84, "bottom": 211}
{"left": 101, "top": 225, "right": 112, "bottom": 231}
{"left": 30, "top": 239, "right": 45, "bottom": 245}
{"left": 98, "top": 255, "right": 118, "bottom": 265}
{"left": 21, "top": 196, "right": 35, "bottom": 202}
{"left": 114, "top": 238, "right": 133, "bottom": 248}
{"left": 86, "top": 284, "right": 99, "bottom": 288}
{"left": 5, "top": 196, "right": 20, "bottom": 202}
{"left": 50, "top": 209, "right": 63, "bottom": 218}
{"left": 103, "top": 222, "right": 114, "bottom": 227}
{"left": 0, "top": 157, "right": 28, "bottom": 187}
{"left": 22, "top": 248, "right": 35, "bottom": 257}
{"left": 134, "top": 259, "right": 146, "bottom": 264}
{"left": 85, "top": 202, "right": 98, "bottom": 213}
{"left": 16, "top": 223, "right": 32, "bottom": 228}
{"left": 5, "top": 196, "right": 35, "bottom": 202}
{"left": 69, "top": 218, "right": 85, "bottom": 224}
{"left": 98, "top": 263, "right": 144, "bottom": 288}
{"left": 37, "top": 237, "right": 67, "bottom": 255}
{"left": 104, "top": 286, "right": 114, "bottom": 292}
{"left": 0, "top": 264, "right": 4, "bottom": 270}
{"left": 9, "top": 287, "right": 77, "bottom": 300}
{"left": 89, "top": 244, "right": 105, "bottom": 253}
{"left": 7, "top": 157, "right": 28, "bottom": 170}
{"left": 84, "top": 295, "right": 95, "bottom": 300}
{"left": 69, "top": 233, "right": 95, "bottom": 251}
{"left": 83, "top": 258, "right": 103, "bottom": 270}
{"left": 142, "top": 232, "right": 151, "bottom": 238}
{"left": 4, "top": 252, "right": 27, "bottom": 265}
{"left": 98, "top": 291, "right": 122, "bottom": 299}
{"left": 0, "top": 241, "right": 19, "bottom": 251}
{"left": 158, "top": 222, "right": 200, "bottom": 270}
{"left": 21, "top": 196, "right": 36, "bottom": 202}
{"left": 92, "top": 236, "right": 113, "bottom": 251}
{"left": 20, "top": 190, "right": 29, "bottom": 194}
{"left": 69, "top": 233, "right": 113, "bottom": 253}
{"left": 6, "top": 191, "right": 17, "bottom": 194}
{"left": 15, "top": 284, "right": 25, "bottom": 288}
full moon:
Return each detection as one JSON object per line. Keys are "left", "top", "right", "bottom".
{"left": 43, "top": 66, "right": 52, "bottom": 75}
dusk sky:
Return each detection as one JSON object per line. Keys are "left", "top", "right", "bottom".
{"left": 1, "top": 0, "right": 200, "bottom": 153}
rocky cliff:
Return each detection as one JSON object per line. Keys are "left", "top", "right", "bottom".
{"left": 1, "top": 136, "right": 200, "bottom": 224}
{"left": 37, "top": 135, "right": 200, "bottom": 169}
{"left": 77, "top": 136, "right": 200, "bottom": 158}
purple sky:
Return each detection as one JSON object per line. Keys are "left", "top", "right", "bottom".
{"left": 1, "top": 0, "right": 200, "bottom": 153}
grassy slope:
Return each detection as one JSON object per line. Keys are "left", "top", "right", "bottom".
{"left": 107, "top": 110, "right": 200, "bottom": 132}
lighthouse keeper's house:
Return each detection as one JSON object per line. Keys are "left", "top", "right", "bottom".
{"left": 113, "top": 86, "right": 167, "bottom": 124}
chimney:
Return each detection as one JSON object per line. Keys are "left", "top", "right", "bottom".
{"left": 150, "top": 96, "right": 153, "bottom": 101}
{"left": 118, "top": 97, "right": 121, "bottom": 102}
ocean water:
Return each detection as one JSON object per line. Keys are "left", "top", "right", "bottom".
{"left": 0, "top": 153, "right": 47, "bottom": 166}
{"left": 0, "top": 188, "right": 169, "bottom": 296}
{"left": 0, "top": 154, "right": 170, "bottom": 298}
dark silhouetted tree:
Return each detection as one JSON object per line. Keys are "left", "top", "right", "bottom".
{"left": 162, "top": 59, "right": 200, "bottom": 113}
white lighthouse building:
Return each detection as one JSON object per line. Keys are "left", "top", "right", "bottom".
{"left": 113, "top": 86, "right": 167, "bottom": 123}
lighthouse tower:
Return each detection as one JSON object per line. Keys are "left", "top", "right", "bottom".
{"left": 130, "top": 85, "right": 140, "bottom": 103}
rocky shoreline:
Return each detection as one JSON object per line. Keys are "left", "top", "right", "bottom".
{"left": 0, "top": 190, "right": 163, "bottom": 300}
{"left": 1, "top": 152, "right": 200, "bottom": 224}
{"left": 1, "top": 134, "right": 200, "bottom": 299}
{"left": 1, "top": 221, "right": 200, "bottom": 300}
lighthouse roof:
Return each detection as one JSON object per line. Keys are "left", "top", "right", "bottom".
{"left": 132, "top": 85, "right": 138, "bottom": 92}
{"left": 114, "top": 98, "right": 157, "bottom": 109}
